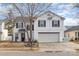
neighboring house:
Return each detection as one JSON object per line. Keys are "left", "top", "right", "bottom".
{"left": 12, "top": 16, "right": 34, "bottom": 42}
{"left": 65, "top": 25, "right": 79, "bottom": 41}
{"left": 0, "top": 11, "right": 65, "bottom": 42}
{"left": 0, "top": 20, "right": 8, "bottom": 41}
{"left": 64, "top": 26, "right": 73, "bottom": 31}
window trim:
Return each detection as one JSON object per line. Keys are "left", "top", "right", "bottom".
{"left": 52, "top": 20, "right": 60, "bottom": 27}
{"left": 38, "top": 20, "right": 46, "bottom": 27}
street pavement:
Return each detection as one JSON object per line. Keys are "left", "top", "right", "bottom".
{"left": 0, "top": 51, "right": 79, "bottom": 56}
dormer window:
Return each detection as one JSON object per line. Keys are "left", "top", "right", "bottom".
{"left": 38, "top": 20, "right": 46, "bottom": 27}
{"left": 48, "top": 16, "right": 52, "bottom": 20}
{"left": 47, "top": 13, "right": 52, "bottom": 20}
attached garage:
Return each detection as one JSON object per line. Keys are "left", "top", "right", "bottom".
{"left": 38, "top": 32, "right": 60, "bottom": 42}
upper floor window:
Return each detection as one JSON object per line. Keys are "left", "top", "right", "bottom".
{"left": 38, "top": 20, "right": 46, "bottom": 27}
{"left": 52, "top": 20, "right": 60, "bottom": 27}
{"left": 16, "top": 23, "right": 18, "bottom": 28}
{"left": 27, "top": 25, "right": 34, "bottom": 30}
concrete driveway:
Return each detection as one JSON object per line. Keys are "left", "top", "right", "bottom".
{"left": 38, "top": 42, "right": 78, "bottom": 52}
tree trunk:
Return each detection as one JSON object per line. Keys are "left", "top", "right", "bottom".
{"left": 21, "top": 17, "right": 30, "bottom": 42}
{"left": 29, "top": 18, "right": 33, "bottom": 49}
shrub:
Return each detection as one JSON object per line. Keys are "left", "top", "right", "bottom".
{"left": 32, "top": 40, "right": 38, "bottom": 43}
{"left": 70, "top": 39, "right": 73, "bottom": 41}
{"left": 75, "top": 38, "right": 78, "bottom": 40}
{"left": 24, "top": 40, "right": 39, "bottom": 47}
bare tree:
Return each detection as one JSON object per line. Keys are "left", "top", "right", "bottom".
{"left": 70, "top": 3, "right": 79, "bottom": 18}
{"left": 5, "top": 9, "right": 15, "bottom": 41}
{"left": 12, "top": 3, "right": 52, "bottom": 48}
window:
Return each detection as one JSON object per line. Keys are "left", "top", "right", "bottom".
{"left": 38, "top": 20, "right": 46, "bottom": 27}
{"left": 15, "top": 33, "right": 18, "bottom": 41}
{"left": 75, "top": 32, "right": 77, "bottom": 38}
{"left": 27, "top": 25, "right": 34, "bottom": 30}
{"left": 16, "top": 23, "right": 18, "bottom": 28}
{"left": 52, "top": 20, "right": 60, "bottom": 27}
{"left": 21, "top": 22, "right": 23, "bottom": 28}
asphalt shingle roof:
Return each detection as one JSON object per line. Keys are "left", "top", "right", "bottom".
{"left": 65, "top": 25, "right": 79, "bottom": 32}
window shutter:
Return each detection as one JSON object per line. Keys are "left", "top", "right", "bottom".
{"left": 38, "top": 21, "right": 40, "bottom": 27}
{"left": 32, "top": 25, "right": 34, "bottom": 30}
{"left": 58, "top": 20, "right": 60, "bottom": 27}
{"left": 16, "top": 23, "right": 18, "bottom": 28}
{"left": 44, "top": 21, "right": 46, "bottom": 27}
{"left": 21, "top": 23, "right": 23, "bottom": 28}
{"left": 52, "top": 20, "right": 54, "bottom": 27}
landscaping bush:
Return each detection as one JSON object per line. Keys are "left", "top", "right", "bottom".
{"left": 70, "top": 39, "right": 73, "bottom": 41}
{"left": 32, "top": 40, "right": 38, "bottom": 43}
{"left": 75, "top": 38, "right": 78, "bottom": 40}
{"left": 24, "top": 40, "right": 39, "bottom": 47}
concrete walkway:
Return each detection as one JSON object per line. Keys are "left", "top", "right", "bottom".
{"left": 62, "top": 42, "right": 79, "bottom": 49}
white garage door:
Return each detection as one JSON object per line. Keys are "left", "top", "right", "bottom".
{"left": 38, "top": 32, "right": 60, "bottom": 42}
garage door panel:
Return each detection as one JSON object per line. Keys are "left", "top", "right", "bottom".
{"left": 38, "top": 32, "right": 59, "bottom": 42}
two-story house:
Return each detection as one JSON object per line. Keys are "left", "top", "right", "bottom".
{"left": 0, "top": 11, "right": 65, "bottom": 42}
{"left": 12, "top": 11, "right": 65, "bottom": 42}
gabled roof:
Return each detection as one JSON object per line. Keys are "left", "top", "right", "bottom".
{"left": 65, "top": 25, "right": 79, "bottom": 32}
{"left": 38, "top": 11, "right": 65, "bottom": 20}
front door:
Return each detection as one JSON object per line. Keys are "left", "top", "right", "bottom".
{"left": 21, "top": 33, "right": 25, "bottom": 42}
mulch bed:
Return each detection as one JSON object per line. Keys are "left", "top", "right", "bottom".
{"left": 0, "top": 41, "right": 40, "bottom": 51}
{"left": 0, "top": 41, "right": 39, "bottom": 48}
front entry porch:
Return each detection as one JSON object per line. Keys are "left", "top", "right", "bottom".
{"left": 21, "top": 33, "right": 25, "bottom": 42}
{"left": 14, "top": 32, "right": 26, "bottom": 42}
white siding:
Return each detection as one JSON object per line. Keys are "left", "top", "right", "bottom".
{"left": 34, "top": 12, "right": 64, "bottom": 42}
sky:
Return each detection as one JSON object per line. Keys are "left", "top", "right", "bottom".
{"left": 0, "top": 3, "right": 79, "bottom": 26}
